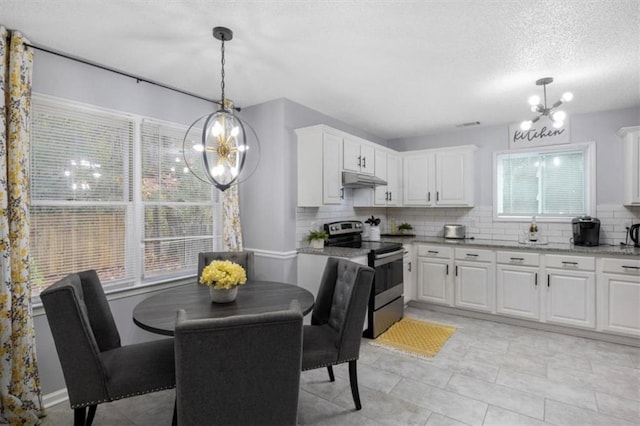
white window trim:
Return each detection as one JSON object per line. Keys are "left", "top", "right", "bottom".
{"left": 31, "top": 93, "right": 222, "bottom": 294}
{"left": 492, "top": 141, "right": 596, "bottom": 223}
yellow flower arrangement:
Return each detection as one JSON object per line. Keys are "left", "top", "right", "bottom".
{"left": 200, "top": 260, "right": 247, "bottom": 290}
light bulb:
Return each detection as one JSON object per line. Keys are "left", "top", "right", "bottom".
{"left": 211, "top": 165, "right": 224, "bottom": 177}
{"left": 237, "top": 145, "right": 249, "bottom": 152}
{"left": 230, "top": 126, "right": 240, "bottom": 137}
{"left": 528, "top": 95, "right": 540, "bottom": 106}
{"left": 230, "top": 166, "right": 238, "bottom": 177}
{"left": 561, "top": 92, "right": 573, "bottom": 102}
{"left": 193, "top": 144, "right": 205, "bottom": 152}
{"left": 530, "top": 105, "right": 539, "bottom": 113}
{"left": 552, "top": 120, "right": 564, "bottom": 128}
{"left": 211, "top": 121, "right": 223, "bottom": 137}
{"left": 520, "top": 120, "right": 532, "bottom": 131}
{"left": 552, "top": 110, "right": 566, "bottom": 122}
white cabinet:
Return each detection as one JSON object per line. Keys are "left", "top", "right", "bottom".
{"left": 403, "top": 245, "right": 415, "bottom": 304}
{"left": 374, "top": 150, "right": 400, "bottom": 206}
{"left": 296, "top": 126, "right": 343, "bottom": 206}
{"left": 618, "top": 126, "right": 640, "bottom": 205}
{"left": 343, "top": 137, "right": 374, "bottom": 175}
{"left": 496, "top": 251, "right": 541, "bottom": 320}
{"left": 416, "top": 245, "right": 453, "bottom": 305}
{"left": 545, "top": 254, "right": 596, "bottom": 329}
{"left": 454, "top": 248, "right": 495, "bottom": 313}
{"left": 403, "top": 146, "right": 475, "bottom": 207}
{"left": 598, "top": 257, "right": 640, "bottom": 337}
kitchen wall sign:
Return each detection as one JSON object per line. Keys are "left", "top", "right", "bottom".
{"left": 508, "top": 116, "right": 570, "bottom": 149}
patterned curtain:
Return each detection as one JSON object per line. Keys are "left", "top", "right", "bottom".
{"left": 222, "top": 185, "right": 243, "bottom": 251}
{"left": 0, "top": 26, "right": 42, "bottom": 425}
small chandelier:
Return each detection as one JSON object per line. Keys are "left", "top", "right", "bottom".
{"left": 520, "top": 77, "right": 573, "bottom": 131}
{"left": 183, "top": 26, "right": 260, "bottom": 191}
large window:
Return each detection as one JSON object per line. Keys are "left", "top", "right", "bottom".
{"left": 30, "top": 95, "right": 219, "bottom": 296}
{"left": 494, "top": 143, "right": 595, "bottom": 220}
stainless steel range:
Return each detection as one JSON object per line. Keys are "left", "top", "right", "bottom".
{"left": 324, "top": 221, "right": 404, "bottom": 338}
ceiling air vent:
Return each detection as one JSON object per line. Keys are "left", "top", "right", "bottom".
{"left": 456, "top": 121, "right": 480, "bottom": 128}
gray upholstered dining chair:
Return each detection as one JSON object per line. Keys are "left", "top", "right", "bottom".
{"left": 197, "top": 250, "right": 255, "bottom": 280}
{"left": 173, "top": 302, "right": 303, "bottom": 426}
{"left": 40, "top": 270, "right": 176, "bottom": 426}
{"left": 301, "top": 257, "right": 375, "bottom": 410}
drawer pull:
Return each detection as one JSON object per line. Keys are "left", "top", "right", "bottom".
{"left": 510, "top": 257, "right": 525, "bottom": 261}
{"left": 446, "top": 264, "right": 449, "bottom": 275}
{"left": 622, "top": 265, "right": 640, "bottom": 270}
{"left": 562, "top": 261, "right": 579, "bottom": 266}
{"left": 428, "top": 250, "right": 439, "bottom": 254}
{"left": 466, "top": 253, "right": 479, "bottom": 257}
{"left": 535, "top": 273, "right": 538, "bottom": 286}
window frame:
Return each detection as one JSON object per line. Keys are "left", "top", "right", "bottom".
{"left": 493, "top": 141, "right": 596, "bottom": 223}
{"left": 30, "top": 93, "right": 221, "bottom": 296}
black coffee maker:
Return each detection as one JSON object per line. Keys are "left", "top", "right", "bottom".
{"left": 572, "top": 216, "right": 600, "bottom": 246}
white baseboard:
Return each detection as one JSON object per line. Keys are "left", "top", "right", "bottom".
{"left": 42, "top": 388, "right": 68, "bottom": 409}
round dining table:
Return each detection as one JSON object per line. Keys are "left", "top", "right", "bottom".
{"left": 133, "top": 280, "right": 315, "bottom": 336}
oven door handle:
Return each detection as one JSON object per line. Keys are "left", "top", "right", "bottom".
{"left": 373, "top": 249, "right": 405, "bottom": 266}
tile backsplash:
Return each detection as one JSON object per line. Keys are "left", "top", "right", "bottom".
{"left": 296, "top": 203, "right": 640, "bottom": 248}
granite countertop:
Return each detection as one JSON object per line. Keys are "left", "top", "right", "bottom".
{"left": 297, "top": 236, "right": 640, "bottom": 257}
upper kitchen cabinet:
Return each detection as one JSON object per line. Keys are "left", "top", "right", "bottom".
{"left": 403, "top": 145, "right": 476, "bottom": 207}
{"left": 354, "top": 148, "right": 400, "bottom": 207}
{"left": 619, "top": 126, "right": 640, "bottom": 206}
{"left": 343, "top": 137, "right": 375, "bottom": 175}
{"left": 296, "top": 125, "right": 343, "bottom": 206}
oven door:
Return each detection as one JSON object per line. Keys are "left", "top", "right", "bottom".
{"left": 371, "top": 249, "right": 404, "bottom": 309}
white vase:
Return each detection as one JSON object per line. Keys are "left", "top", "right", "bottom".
{"left": 209, "top": 286, "right": 238, "bottom": 303}
{"left": 310, "top": 239, "right": 325, "bottom": 249}
{"left": 369, "top": 226, "right": 381, "bottom": 241}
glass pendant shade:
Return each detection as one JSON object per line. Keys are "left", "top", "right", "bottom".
{"left": 183, "top": 102, "right": 259, "bottom": 192}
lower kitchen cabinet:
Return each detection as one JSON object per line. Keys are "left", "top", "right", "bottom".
{"left": 496, "top": 251, "right": 540, "bottom": 320}
{"left": 598, "top": 257, "right": 640, "bottom": 337}
{"left": 417, "top": 245, "right": 453, "bottom": 305}
{"left": 545, "top": 255, "right": 596, "bottom": 329}
{"left": 454, "top": 248, "right": 495, "bottom": 313}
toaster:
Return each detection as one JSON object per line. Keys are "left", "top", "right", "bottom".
{"left": 444, "top": 224, "right": 466, "bottom": 239}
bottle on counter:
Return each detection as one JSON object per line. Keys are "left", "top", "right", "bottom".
{"left": 390, "top": 219, "right": 397, "bottom": 234}
{"left": 529, "top": 216, "right": 539, "bottom": 241}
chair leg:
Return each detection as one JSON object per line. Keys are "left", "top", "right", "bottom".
{"left": 74, "top": 407, "right": 86, "bottom": 426}
{"left": 326, "top": 365, "right": 335, "bottom": 382}
{"left": 348, "top": 360, "right": 362, "bottom": 410}
{"left": 86, "top": 405, "right": 97, "bottom": 426}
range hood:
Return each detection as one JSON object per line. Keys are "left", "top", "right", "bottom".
{"left": 341, "top": 171, "right": 387, "bottom": 188}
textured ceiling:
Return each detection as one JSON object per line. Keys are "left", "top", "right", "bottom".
{"left": 2, "top": 0, "right": 639, "bottom": 140}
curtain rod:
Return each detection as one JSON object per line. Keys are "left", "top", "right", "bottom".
{"left": 23, "top": 41, "right": 229, "bottom": 108}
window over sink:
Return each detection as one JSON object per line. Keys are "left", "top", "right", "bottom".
{"left": 494, "top": 142, "right": 595, "bottom": 221}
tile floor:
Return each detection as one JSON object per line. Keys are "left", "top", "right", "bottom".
{"left": 41, "top": 307, "right": 640, "bottom": 426}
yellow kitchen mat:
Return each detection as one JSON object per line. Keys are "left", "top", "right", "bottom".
{"left": 370, "top": 317, "right": 456, "bottom": 358}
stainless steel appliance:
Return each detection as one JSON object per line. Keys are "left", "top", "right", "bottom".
{"left": 629, "top": 223, "right": 640, "bottom": 247}
{"left": 572, "top": 216, "right": 601, "bottom": 246}
{"left": 444, "top": 224, "right": 466, "bottom": 239}
{"left": 324, "top": 220, "right": 404, "bottom": 338}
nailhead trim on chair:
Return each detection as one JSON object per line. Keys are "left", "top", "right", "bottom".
{"left": 302, "top": 356, "right": 359, "bottom": 371}
{"left": 70, "top": 385, "right": 176, "bottom": 409}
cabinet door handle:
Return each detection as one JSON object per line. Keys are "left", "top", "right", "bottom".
{"left": 535, "top": 272, "right": 538, "bottom": 286}
{"left": 622, "top": 265, "right": 640, "bottom": 270}
{"left": 436, "top": 191, "right": 439, "bottom": 201}
{"left": 547, "top": 274, "right": 550, "bottom": 287}
{"left": 385, "top": 191, "right": 389, "bottom": 201}
{"left": 446, "top": 264, "right": 449, "bottom": 275}
{"left": 455, "top": 265, "right": 458, "bottom": 276}
{"left": 510, "top": 257, "right": 524, "bottom": 261}
{"left": 340, "top": 187, "right": 344, "bottom": 199}
{"left": 428, "top": 250, "right": 439, "bottom": 254}
{"left": 562, "top": 261, "right": 579, "bottom": 266}
{"left": 427, "top": 192, "right": 431, "bottom": 202}
{"left": 389, "top": 191, "right": 392, "bottom": 201}
{"left": 408, "top": 261, "right": 412, "bottom": 272}
{"left": 465, "top": 253, "right": 479, "bottom": 257}
{"left": 358, "top": 155, "right": 361, "bottom": 167}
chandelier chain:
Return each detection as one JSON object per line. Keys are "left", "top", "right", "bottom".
{"left": 220, "top": 37, "right": 226, "bottom": 106}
